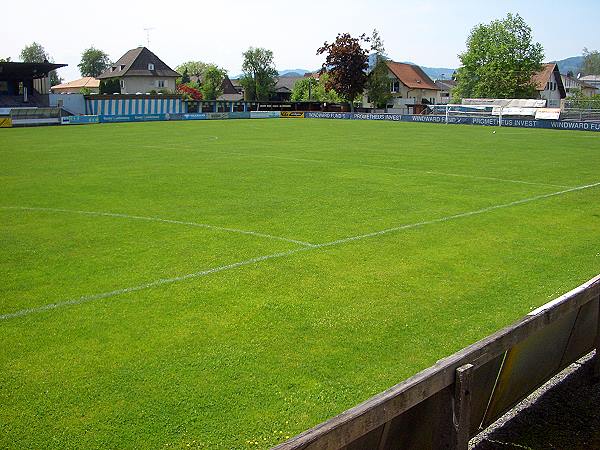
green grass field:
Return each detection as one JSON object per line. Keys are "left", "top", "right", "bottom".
{"left": 1, "top": 118, "right": 599, "bottom": 449}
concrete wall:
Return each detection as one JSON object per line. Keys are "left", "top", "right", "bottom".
{"left": 119, "top": 76, "right": 177, "bottom": 94}
{"left": 49, "top": 93, "right": 86, "bottom": 115}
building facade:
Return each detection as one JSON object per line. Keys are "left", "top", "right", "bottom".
{"left": 363, "top": 61, "right": 439, "bottom": 113}
{"left": 97, "top": 47, "right": 180, "bottom": 94}
{"left": 532, "top": 63, "right": 566, "bottom": 108}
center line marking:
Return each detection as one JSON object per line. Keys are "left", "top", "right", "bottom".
{"left": 2, "top": 181, "right": 598, "bottom": 321}
{"left": 0, "top": 206, "right": 314, "bottom": 248}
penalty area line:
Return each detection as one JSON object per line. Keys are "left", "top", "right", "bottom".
{"left": 2, "top": 180, "right": 599, "bottom": 321}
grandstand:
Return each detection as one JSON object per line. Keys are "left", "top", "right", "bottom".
{"left": 0, "top": 61, "right": 67, "bottom": 126}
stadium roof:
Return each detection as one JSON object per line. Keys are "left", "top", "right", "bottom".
{"left": 385, "top": 61, "right": 439, "bottom": 90}
{"left": 0, "top": 62, "right": 67, "bottom": 81}
{"left": 97, "top": 47, "right": 180, "bottom": 79}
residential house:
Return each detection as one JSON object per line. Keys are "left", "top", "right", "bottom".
{"left": 272, "top": 77, "right": 304, "bottom": 102}
{"left": 578, "top": 75, "right": 600, "bottom": 94}
{"left": 190, "top": 74, "right": 243, "bottom": 101}
{"left": 97, "top": 47, "right": 180, "bottom": 94}
{"left": 561, "top": 74, "right": 597, "bottom": 97}
{"left": 434, "top": 79, "right": 456, "bottom": 104}
{"left": 50, "top": 77, "right": 99, "bottom": 94}
{"left": 363, "top": 61, "right": 439, "bottom": 113}
{"left": 531, "top": 63, "right": 566, "bottom": 108}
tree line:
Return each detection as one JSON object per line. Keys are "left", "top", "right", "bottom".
{"left": 5, "top": 18, "right": 600, "bottom": 103}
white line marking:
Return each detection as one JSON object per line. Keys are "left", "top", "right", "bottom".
{"left": 2, "top": 181, "right": 599, "bottom": 321}
{"left": 147, "top": 144, "right": 570, "bottom": 189}
{"left": 0, "top": 206, "right": 314, "bottom": 248}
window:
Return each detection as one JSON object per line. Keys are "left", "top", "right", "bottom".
{"left": 120, "top": 79, "right": 125, "bottom": 89}
{"left": 148, "top": 63, "right": 155, "bottom": 71}
{"left": 119, "top": 65, "right": 125, "bottom": 71}
{"left": 390, "top": 80, "right": 400, "bottom": 93}
{"left": 156, "top": 80, "right": 165, "bottom": 88}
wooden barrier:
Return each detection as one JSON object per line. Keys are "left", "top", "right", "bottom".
{"left": 274, "top": 275, "right": 600, "bottom": 450}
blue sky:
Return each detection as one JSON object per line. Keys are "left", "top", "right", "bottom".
{"left": 1, "top": 0, "right": 599, "bottom": 81}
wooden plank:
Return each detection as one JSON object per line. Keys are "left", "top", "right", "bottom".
{"left": 273, "top": 276, "right": 600, "bottom": 450}
{"left": 452, "top": 364, "right": 473, "bottom": 450}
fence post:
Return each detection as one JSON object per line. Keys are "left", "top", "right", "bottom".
{"left": 594, "top": 296, "right": 600, "bottom": 381}
{"left": 452, "top": 363, "right": 474, "bottom": 450}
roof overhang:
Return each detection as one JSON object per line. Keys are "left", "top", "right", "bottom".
{"left": 0, "top": 62, "right": 67, "bottom": 81}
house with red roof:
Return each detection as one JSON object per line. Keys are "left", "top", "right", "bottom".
{"left": 531, "top": 63, "right": 566, "bottom": 108}
{"left": 363, "top": 61, "right": 440, "bottom": 113}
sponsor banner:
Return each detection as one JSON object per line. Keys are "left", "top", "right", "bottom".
{"left": 61, "top": 115, "right": 99, "bottom": 125}
{"left": 250, "top": 111, "right": 280, "bottom": 119}
{"left": 305, "top": 112, "right": 352, "bottom": 120}
{"left": 99, "top": 114, "right": 167, "bottom": 123}
{"left": 182, "top": 113, "right": 208, "bottom": 120}
{"left": 229, "top": 112, "right": 251, "bottom": 119}
{"left": 0, "top": 117, "right": 12, "bottom": 128}
{"left": 280, "top": 111, "right": 305, "bottom": 118}
{"left": 305, "top": 111, "right": 600, "bottom": 132}
{"left": 207, "top": 113, "right": 230, "bottom": 120}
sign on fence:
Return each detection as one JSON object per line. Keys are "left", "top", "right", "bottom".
{"left": 304, "top": 112, "right": 600, "bottom": 132}
{"left": 0, "top": 117, "right": 12, "bottom": 128}
{"left": 281, "top": 111, "right": 305, "bottom": 118}
{"left": 99, "top": 114, "right": 167, "bottom": 123}
{"left": 61, "top": 115, "right": 99, "bottom": 125}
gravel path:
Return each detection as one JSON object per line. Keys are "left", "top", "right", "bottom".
{"left": 470, "top": 351, "right": 600, "bottom": 449}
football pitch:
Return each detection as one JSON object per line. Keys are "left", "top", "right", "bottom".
{"left": 1, "top": 119, "right": 599, "bottom": 448}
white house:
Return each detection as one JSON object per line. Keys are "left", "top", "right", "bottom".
{"left": 531, "top": 63, "right": 566, "bottom": 108}
{"left": 578, "top": 75, "right": 600, "bottom": 94}
{"left": 97, "top": 47, "right": 180, "bottom": 94}
{"left": 363, "top": 61, "right": 439, "bottom": 113}
{"left": 561, "top": 74, "right": 597, "bottom": 97}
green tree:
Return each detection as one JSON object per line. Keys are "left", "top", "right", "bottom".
{"left": 317, "top": 33, "right": 370, "bottom": 110}
{"left": 454, "top": 13, "right": 544, "bottom": 100}
{"left": 99, "top": 79, "right": 120, "bottom": 94}
{"left": 240, "top": 47, "right": 278, "bottom": 101}
{"left": 0, "top": 57, "right": 11, "bottom": 62}
{"left": 176, "top": 61, "right": 208, "bottom": 83}
{"left": 366, "top": 29, "right": 392, "bottom": 109}
{"left": 200, "top": 64, "right": 227, "bottom": 100}
{"left": 78, "top": 47, "right": 111, "bottom": 77}
{"left": 291, "top": 75, "right": 342, "bottom": 102}
{"left": 20, "top": 42, "right": 62, "bottom": 86}
{"left": 181, "top": 68, "right": 191, "bottom": 84}
{"left": 582, "top": 48, "right": 600, "bottom": 75}
{"left": 20, "top": 42, "right": 48, "bottom": 63}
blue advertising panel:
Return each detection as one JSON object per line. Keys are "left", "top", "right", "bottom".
{"left": 304, "top": 112, "right": 600, "bottom": 132}
{"left": 99, "top": 114, "right": 167, "bottom": 123}
{"left": 61, "top": 115, "right": 100, "bottom": 125}
{"left": 182, "top": 113, "right": 208, "bottom": 120}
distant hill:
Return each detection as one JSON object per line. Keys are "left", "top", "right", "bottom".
{"left": 550, "top": 55, "right": 584, "bottom": 75}
{"left": 279, "top": 69, "right": 311, "bottom": 77}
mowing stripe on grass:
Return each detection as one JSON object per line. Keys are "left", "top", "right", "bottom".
{"left": 0, "top": 206, "right": 315, "bottom": 247}
{"left": 148, "top": 144, "right": 570, "bottom": 189}
{"left": 2, "top": 181, "right": 599, "bottom": 321}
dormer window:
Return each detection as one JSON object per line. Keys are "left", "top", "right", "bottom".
{"left": 119, "top": 65, "right": 125, "bottom": 71}
{"left": 110, "top": 66, "right": 116, "bottom": 72}
{"left": 148, "top": 63, "right": 155, "bottom": 71}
